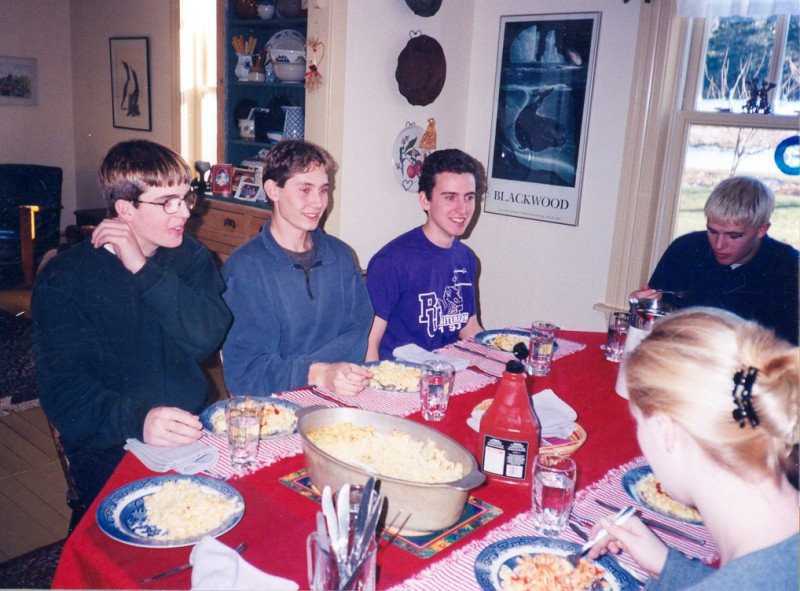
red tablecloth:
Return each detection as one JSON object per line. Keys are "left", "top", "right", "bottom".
{"left": 52, "top": 331, "right": 639, "bottom": 590}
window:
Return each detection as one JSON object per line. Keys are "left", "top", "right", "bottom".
{"left": 660, "top": 12, "right": 800, "bottom": 257}
{"left": 179, "top": 0, "right": 217, "bottom": 168}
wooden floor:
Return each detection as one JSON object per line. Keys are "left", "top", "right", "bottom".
{"left": 0, "top": 406, "right": 70, "bottom": 562}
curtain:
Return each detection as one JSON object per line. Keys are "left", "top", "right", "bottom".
{"left": 677, "top": 0, "right": 799, "bottom": 17}
{"left": 179, "top": 0, "right": 217, "bottom": 170}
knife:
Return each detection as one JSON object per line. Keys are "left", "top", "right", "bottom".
{"left": 593, "top": 499, "right": 706, "bottom": 545}
{"left": 451, "top": 343, "right": 505, "bottom": 363}
{"left": 141, "top": 541, "right": 246, "bottom": 583}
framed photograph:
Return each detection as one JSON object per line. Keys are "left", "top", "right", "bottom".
{"left": 231, "top": 166, "right": 258, "bottom": 191}
{"left": 0, "top": 56, "right": 37, "bottom": 106}
{"left": 485, "top": 13, "right": 601, "bottom": 226}
{"left": 109, "top": 37, "right": 152, "bottom": 131}
{"left": 234, "top": 180, "right": 261, "bottom": 202}
{"left": 210, "top": 164, "right": 235, "bottom": 195}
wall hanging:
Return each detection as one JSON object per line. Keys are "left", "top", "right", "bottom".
{"left": 109, "top": 37, "right": 152, "bottom": 131}
{"left": 395, "top": 32, "right": 446, "bottom": 106}
{"left": 403, "top": 0, "right": 443, "bottom": 17}
{"left": 485, "top": 13, "right": 601, "bottom": 226}
{"left": 0, "top": 56, "right": 37, "bottom": 106}
{"left": 393, "top": 120, "right": 435, "bottom": 192}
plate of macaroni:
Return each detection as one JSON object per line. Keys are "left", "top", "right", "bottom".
{"left": 364, "top": 360, "right": 423, "bottom": 392}
{"left": 96, "top": 475, "right": 244, "bottom": 547}
{"left": 622, "top": 466, "right": 702, "bottom": 524}
{"left": 474, "top": 536, "right": 638, "bottom": 591}
{"left": 475, "top": 329, "right": 531, "bottom": 353}
{"left": 200, "top": 396, "right": 299, "bottom": 439}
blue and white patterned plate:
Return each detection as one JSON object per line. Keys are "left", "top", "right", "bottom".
{"left": 474, "top": 536, "right": 638, "bottom": 591}
{"left": 199, "top": 396, "right": 300, "bottom": 438}
{"left": 363, "top": 360, "right": 424, "bottom": 392}
{"left": 622, "top": 465, "right": 703, "bottom": 525}
{"left": 474, "top": 329, "right": 531, "bottom": 352}
{"left": 96, "top": 475, "right": 244, "bottom": 547}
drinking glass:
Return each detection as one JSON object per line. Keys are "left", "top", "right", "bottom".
{"left": 528, "top": 321, "right": 559, "bottom": 376}
{"left": 603, "top": 311, "right": 629, "bottom": 363}
{"left": 306, "top": 531, "right": 376, "bottom": 591}
{"left": 532, "top": 454, "right": 576, "bottom": 536}
{"left": 225, "top": 396, "right": 262, "bottom": 472}
{"left": 419, "top": 360, "right": 455, "bottom": 421}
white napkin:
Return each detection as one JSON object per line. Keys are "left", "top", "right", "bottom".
{"left": 124, "top": 439, "right": 218, "bottom": 474}
{"left": 190, "top": 536, "right": 298, "bottom": 591}
{"left": 531, "top": 389, "right": 577, "bottom": 439}
{"left": 392, "top": 343, "right": 469, "bottom": 371}
{"left": 467, "top": 389, "right": 577, "bottom": 438}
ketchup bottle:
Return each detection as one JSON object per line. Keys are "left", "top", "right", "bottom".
{"left": 478, "top": 356, "right": 541, "bottom": 486}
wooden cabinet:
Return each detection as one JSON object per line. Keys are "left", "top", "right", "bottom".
{"left": 188, "top": 196, "right": 271, "bottom": 263}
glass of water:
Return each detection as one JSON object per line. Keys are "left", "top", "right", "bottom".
{"left": 532, "top": 454, "right": 576, "bottom": 536}
{"left": 528, "top": 321, "right": 559, "bottom": 376}
{"left": 419, "top": 360, "right": 455, "bottom": 421}
{"left": 226, "top": 396, "right": 262, "bottom": 472}
{"left": 603, "top": 311, "right": 629, "bottom": 363}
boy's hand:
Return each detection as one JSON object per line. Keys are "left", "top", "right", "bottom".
{"left": 309, "top": 362, "right": 372, "bottom": 396}
{"left": 143, "top": 406, "right": 203, "bottom": 446}
{"left": 91, "top": 219, "right": 146, "bottom": 273}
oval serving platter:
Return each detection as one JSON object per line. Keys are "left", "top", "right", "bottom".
{"left": 622, "top": 465, "right": 703, "bottom": 525}
{"left": 364, "top": 359, "right": 424, "bottom": 393}
{"left": 474, "top": 536, "right": 638, "bottom": 591}
{"left": 96, "top": 474, "right": 244, "bottom": 548}
{"left": 199, "top": 396, "right": 300, "bottom": 438}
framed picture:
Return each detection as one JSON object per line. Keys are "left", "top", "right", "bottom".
{"left": 234, "top": 180, "right": 261, "bottom": 202}
{"left": 0, "top": 56, "right": 37, "bottom": 106}
{"left": 210, "top": 164, "right": 235, "bottom": 195}
{"left": 231, "top": 166, "right": 258, "bottom": 191}
{"left": 109, "top": 37, "right": 152, "bottom": 131}
{"left": 485, "top": 13, "right": 601, "bottom": 226}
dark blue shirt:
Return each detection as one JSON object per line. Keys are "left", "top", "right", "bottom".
{"left": 649, "top": 232, "right": 798, "bottom": 344}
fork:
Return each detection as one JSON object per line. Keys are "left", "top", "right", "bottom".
{"left": 467, "top": 365, "right": 499, "bottom": 379}
{"left": 566, "top": 505, "right": 635, "bottom": 567}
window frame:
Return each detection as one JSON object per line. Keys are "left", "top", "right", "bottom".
{"left": 651, "top": 14, "right": 799, "bottom": 271}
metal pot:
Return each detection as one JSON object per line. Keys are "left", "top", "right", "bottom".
{"left": 297, "top": 407, "right": 485, "bottom": 533}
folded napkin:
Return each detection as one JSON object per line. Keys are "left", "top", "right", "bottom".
{"left": 531, "top": 389, "right": 577, "bottom": 439}
{"left": 393, "top": 343, "right": 469, "bottom": 371}
{"left": 467, "top": 389, "right": 577, "bottom": 438}
{"left": 124, "top": 439, "right": 218, "bottom": 474}
{"left": 190, "top": 536, "right": 298, "bottom": 591}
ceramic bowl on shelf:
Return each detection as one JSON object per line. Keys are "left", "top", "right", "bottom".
{"left": 256, "top": 3, "right": 275, "bottom": 19}
{"left": 274, "top": 62, "right": 306, "bottom": 83}
{"left": 271, "top": 48, "right": 306, "bottom": 65}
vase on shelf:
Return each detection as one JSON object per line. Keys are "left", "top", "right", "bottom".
{"left": 282, "top": 106, "right": 304, "bottom": 139}
{"left": 234, "top": 54, "right": 253, "bottom": 82}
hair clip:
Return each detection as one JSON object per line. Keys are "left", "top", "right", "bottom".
{"left": 731, "top": 366, "right": 759, "bottom": 428}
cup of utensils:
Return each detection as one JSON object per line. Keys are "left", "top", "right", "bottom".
{"left": 308, "top": 479, "right": 384, "bottom": 591}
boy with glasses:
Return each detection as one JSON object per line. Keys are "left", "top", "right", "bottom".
{"left": 32, "top": 140, "right": 231, "bottom": 528}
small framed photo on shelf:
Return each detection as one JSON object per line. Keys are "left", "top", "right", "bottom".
{"left": 234, "top": 179, "right": 261, "bottom": 202}
{"left": 231, "top": 166, "right": 259, "bottom": 191}
{"left": 210, "top": 164, "right": 235, "bottom": 195}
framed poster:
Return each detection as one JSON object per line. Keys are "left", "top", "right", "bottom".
{"left": 109, "top": 37, "right": 152, "bottom": 131}
{"left": 0, "top": 56, "right": 37, "bottom": 106}
{"left": 485, "top": 13, "right": 601, "bottom": 226}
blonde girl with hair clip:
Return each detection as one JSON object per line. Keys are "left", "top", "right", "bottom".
{"left": 589, "top": 307, "right": 799, "bottom": 590}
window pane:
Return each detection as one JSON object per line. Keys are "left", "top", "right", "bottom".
{"left": 699, "top": 16, "right": 777, "bottom": 113}
{"left": 674, "top": 125, "right": 800, "bottom": 249}
{"left": 776, "top": 15, "right": 800, "bottom": 115}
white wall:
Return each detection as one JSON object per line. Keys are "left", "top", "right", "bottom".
{"left": 336, "top": 0, "right": 476, "bottom": 266}
{"left": 335, "top": 0, "right": 641, "bottom": 332}
{"left": 464, "top": 0, "right": 640, "bottom": 331}
{"left": 0, "top": 0, "right": 76, "bottom": 229}
{"left": 70, "top": 0, "right": 177, "bottom": 211}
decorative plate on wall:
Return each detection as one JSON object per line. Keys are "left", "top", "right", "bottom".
{"left": 392, "top": 122, "right": 428, "bottom": 192}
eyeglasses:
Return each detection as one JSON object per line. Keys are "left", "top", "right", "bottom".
{"left": 135, "top": 191, "right": 198, "bottom": 214}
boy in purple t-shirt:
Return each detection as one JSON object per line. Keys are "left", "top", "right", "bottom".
{"left": 366, "top": 149, "right": 486, "bottom": 360}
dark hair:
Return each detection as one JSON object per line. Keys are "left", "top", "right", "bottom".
{"left": 263, "top": 140, "right": 337, "bottom": 187}
{"left": 98, "top": 140, "right": 191, "bottom": 216}
{"left": 418, "top": 149, "right": 486, "bottom": 199}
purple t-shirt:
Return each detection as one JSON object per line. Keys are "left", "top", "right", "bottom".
{"left": 367, "top": 226, "right": 478, "bottom": 359}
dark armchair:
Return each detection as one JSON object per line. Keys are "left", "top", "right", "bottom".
{"left": 0, "top": 164, "right": 62, "bottom": 287}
